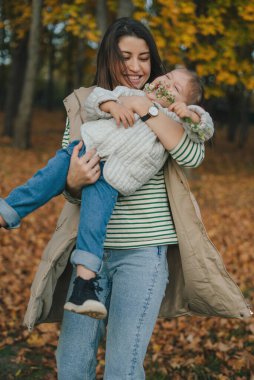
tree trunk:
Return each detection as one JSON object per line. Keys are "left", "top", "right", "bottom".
{"left": 3, "top": 35, "right": 28, "bottom": 136}
{"left": 65, "top": 34, "right": 74, "bottom": 96}
{"left": 0, "top": 0, "right": 6, "bottom": 109}
{"left": 13, "top": 0, "right": 42, "bottom": 149}
{"left": 226, "top": 91, "right": 240, "bottom": 143}
{"left": 96, "top": 0, "right": 109, "bottom": 35}
{"left": 238, "top": 92, "right": 251, "bottom": 148}
{"left": 46, "top": 28, "right": 55, "bottom": 111}
{"left": 74, "top": 38, "right": 85, "bottom": 89}
{"left": 117, "top": 0, "right": 134, "bottom": 18}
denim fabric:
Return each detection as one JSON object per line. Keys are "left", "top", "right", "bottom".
{"left": 1, "top": 141, "right": 80, "bottom": 223}
{"left": 56, "top": 245, "right": 169, "bottom": 380}
{"left": 0, "top": 198, "right": 20, "bottom": 228}
{"left": 71, "top": 164, "right": 118, "bottom": 272}
{"left": 0, "top": 140, "right": 118, "bottom": 272}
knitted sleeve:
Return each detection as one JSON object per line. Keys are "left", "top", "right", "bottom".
{"left": 84, "top": 87, "right": 118, "bottom": 120}
{"left": 157, "top": 104, "right": 214, "bottom": 143}
{"left": 84, "top": 86, "right": 145, "bottom": 121}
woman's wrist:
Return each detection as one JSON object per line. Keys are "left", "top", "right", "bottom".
{"left": 65, "top": 183, "right": 82, "bottom": 199}
{"left": 132, "top": 97, "right": 153, "bottom": 117}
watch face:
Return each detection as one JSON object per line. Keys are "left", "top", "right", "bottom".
{"left": 149, "top": 105, "right": 159, "bottom": 117}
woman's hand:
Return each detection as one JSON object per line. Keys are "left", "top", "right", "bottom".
{"left": 66, "top": 141, "right": 101, "bottom": 197}
{"left": 119, "top": 95, "right": 152, "bottom": 115}
{"left": 121, "top": 96, "right": 184, "bottom": 151}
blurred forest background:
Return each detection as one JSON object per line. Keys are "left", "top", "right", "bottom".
{"left": 0, "top": 0, "right": 254, "bottom": 148}
{"left": 0, "top": 0, "right": 254, "bottom": 379}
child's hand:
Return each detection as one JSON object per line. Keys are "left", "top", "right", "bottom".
{"left": 169, "top": 101, "right": 192, "bottom": 118}
{"left": 100, "top": 100, "right": 135, "bottom": 128}
{"left": 0, "top": 215, "right": 7, "bottom": 228}
{"left": 144, "top": 82, "right": 175, "bottom": 107}
{"left": 169, "top": 102, "right": 200, "bottom": 123}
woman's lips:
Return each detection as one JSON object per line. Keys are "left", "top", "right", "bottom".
{"left": 125, "top": 75, "right": 143, "bottom": 86}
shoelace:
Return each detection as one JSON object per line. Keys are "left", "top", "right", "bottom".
{"left": 89, "top": 276, "right": 103, "bottom": 294}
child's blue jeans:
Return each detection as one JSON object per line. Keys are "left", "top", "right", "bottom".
{"left": 0, "top": 141, "right": 118, "bottom": 273}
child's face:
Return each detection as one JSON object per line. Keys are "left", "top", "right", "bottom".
{"left": 145, "top": 69, "right": 191, "bottom": 106}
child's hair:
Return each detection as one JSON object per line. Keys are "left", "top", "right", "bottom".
{"left": 175, "top": 68, "right": 204, "bottom": 105}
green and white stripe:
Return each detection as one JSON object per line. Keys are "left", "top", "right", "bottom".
{"left": 62, "top": 120, "right": 204, "bottom": 249}
{"left": 62, "top": 118, "right": 71, "bottom": 149}
{"left": 104, "top": 169, "right": 178, "bottom": 248}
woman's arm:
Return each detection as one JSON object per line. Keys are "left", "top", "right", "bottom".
{"left": 169, "top": 132, "right": 205, "bottom": 168}
{"left": 119, "top": 96, "right": 185, "bottom": 151}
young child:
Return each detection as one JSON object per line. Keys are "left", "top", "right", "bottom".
{"left": 0, "top": 68, "right": 214, "bottom": 320}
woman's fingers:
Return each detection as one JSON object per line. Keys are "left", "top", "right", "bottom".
{"left": 80, "top": 148, "right": 97, "bottom": 164}
{"left": 90, "top": 162, "right": 101, "bottom": 179}
{"left": 67, "top": 145, "right": 101, "bottom": 190}
{"left": 85, "top": 152, "right": 100, "bottom": 170}
{"left": 71, "top": 140, "right": 84, "bottom": 158}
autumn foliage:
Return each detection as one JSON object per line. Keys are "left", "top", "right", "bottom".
{"left": 133, "top": 0, "right": 254, "bottom": 98}
{"left": 2, "top": 0, "right": 254, "bottom": 99}
{"left": 0, "top": 110, "right": 253, "bottom": 379}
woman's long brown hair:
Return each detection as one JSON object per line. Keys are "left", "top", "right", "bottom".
{"left": 93, "top": 17, "right": 165, "bottom": 90}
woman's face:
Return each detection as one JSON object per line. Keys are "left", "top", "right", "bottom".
{"left": 116, "top": 36, "right": 151, "bottom": 89}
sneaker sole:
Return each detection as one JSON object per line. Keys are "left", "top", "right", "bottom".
{"left": 64, "top": 300, "right": 107, "bottom": 319}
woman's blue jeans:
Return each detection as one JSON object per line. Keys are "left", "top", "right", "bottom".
{"left": 56, "top": 245, "right": 169, "bottom": 380}
{"left": 0, "top": 141, "right": 118, "bottom": 272}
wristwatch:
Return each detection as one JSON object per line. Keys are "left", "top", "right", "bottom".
{"left": 140, "top": 104, "right": 159, "bottom": 122}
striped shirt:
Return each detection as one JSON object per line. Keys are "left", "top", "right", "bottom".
{"left": 62, "top": 119, "right": 204, "bottom": 248}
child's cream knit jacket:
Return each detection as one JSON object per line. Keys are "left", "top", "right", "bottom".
{"left": 81, "top": 86, "right": 213, "bottom": 196}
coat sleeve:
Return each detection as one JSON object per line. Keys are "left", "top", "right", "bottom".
{"left": 84, "top": 87, "right": 119, "bottom": 120}
{"left": 84, "top": 86, "right": 145, "bottom": 121}
{"left": 159, "top": 105, "right": 214, "bottom": 143}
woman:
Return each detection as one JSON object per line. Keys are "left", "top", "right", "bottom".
{"left": 23, "top": 18, "right": 251, "bottom": 380}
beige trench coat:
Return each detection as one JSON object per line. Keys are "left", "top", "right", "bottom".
{"left": 23, "top": 87, "right": 252, "bottom": 331}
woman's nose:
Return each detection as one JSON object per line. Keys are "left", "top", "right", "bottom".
{"left": 127, "top": 58, "right": 140, "bottom": 72}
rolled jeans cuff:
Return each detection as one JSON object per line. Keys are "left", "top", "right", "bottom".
{"left": 0, "top": 198, "right": 21, "bottom": 229}
{"left": 70, "top": 249, "right": 103, "bottom": 274}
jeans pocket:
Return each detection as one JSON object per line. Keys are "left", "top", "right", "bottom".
{"left": 156, "top": 245, "right": 167, "bottom": 256}
{"left": 157, "top": 245, "right": 169, "bottom": 275}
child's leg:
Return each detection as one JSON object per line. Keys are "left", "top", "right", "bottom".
{"left": 0, "top": 141, "right": 81, "bottom": 228}
{"left": 73, "top": 161, "right": 118, "bottom": 274}
{"left": 64, "top": 162, "right": 118, "bottom": 319}
{"left": 0, "top": 215, "right": 6, "bottom": 227}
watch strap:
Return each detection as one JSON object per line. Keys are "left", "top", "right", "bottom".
{"left": 140, "top": 113, "right": 151, "bottom": 122}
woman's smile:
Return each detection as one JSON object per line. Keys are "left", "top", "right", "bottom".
{"left": 117, "top": 36, "right": 151, "bottom": 89}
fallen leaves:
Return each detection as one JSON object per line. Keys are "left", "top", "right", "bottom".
{"left": 0, "top": 111, "right": 253, "bottom": 379}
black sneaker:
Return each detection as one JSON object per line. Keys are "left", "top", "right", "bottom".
{"left": 64, "top": 276, "right": 107, "bottom": 319}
